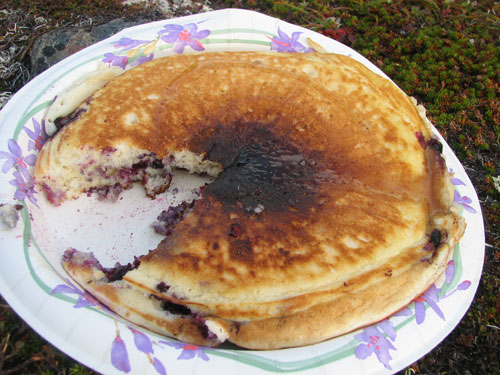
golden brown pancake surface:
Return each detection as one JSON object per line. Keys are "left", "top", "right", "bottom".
{"left": 36, "top": 51, "right": 465, "bottom": 348}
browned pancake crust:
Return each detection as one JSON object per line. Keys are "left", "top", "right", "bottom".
{"left": 37, "top": 52, "right": 465, "bottom": 348}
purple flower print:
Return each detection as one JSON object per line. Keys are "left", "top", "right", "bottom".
{"left": 111, "top": 333, "right": 131, "bottom": 373}
{"left": 24, "top": 118, "right": 48, "bottom": 152}
{"left": 397, "top": 261, "right": 457, "bottom": 320}
{"left": 413, "top": 279, "right": 472, "bottom": 324}
{"left": 454, "top": 190, "right": 477, "bottom": 213}
{"left": 442, "top": 280, "right": 472, "bottom": 299}
{"left": 414, "top": 284, "right": 444, "bottom": 324}
{"left": 441, "top": 261, "right": 472, "bottom": 298}
{"left": 451, "top": 177, "right": 466, "bottom": 187}
{"left": 354, "top": 321, "right": 397, "bottom": 370}
{"left": 0, "top": 138, "right": 37, "bottom": 174}
{"left": 445, "top": 259, "right": 455, "bottom": 284}
{"left": 113, "top": 37, "right": 151, "bottom": 51}
{"left": 449, "top": 169, "right": 477, "bottom": 213}
{"left": 128, "top": 326, "right": 166, "bottom": 374}
{"left": 152, "top": 357, "right": 166, "bottom": 375}
{"left": 130, "top": 53, "right": 154, "bottom": 68}
{"left": 158, "top": 23, "right": 210, "bottom": 54}
{"left": 129, "top": 326, "right": 154, "bottom": 354}
{"left": 10, "top": 170, "right": 38, "bottom": 207}
{"left": 103, "top": 53, "right": 128, "bottom": 70}
{"left": 392, "top": 305, "right": 414, "bottom": 317}
{"left": 412, "top": 260, "right": 471, "bottom": 324}
{"left": 356, "top": 260, "right": 471, "bottom": 370}
{"left": 160, "top": 340, "right": 209, "bottom": 361}
{"left": 51, "top": 279, "right": 99, "bottom": 309}
{"left": 269, "top": 27, "right": 314, "bottom": 53}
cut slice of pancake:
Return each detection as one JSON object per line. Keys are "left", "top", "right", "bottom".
{"left": 35, "top": 51, "right": 465, "bottom": 349}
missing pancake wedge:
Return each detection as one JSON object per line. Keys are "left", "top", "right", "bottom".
{"left": 35, "top": 51, "right": 466, "bottom": 349}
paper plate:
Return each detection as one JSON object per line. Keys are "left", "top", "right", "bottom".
{"left": 0, "top": 9, "right": 484, "bottom": 375}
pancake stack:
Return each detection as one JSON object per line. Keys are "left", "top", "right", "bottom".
{"left": 35, "top": 52, "right": 465, "bottom": 349}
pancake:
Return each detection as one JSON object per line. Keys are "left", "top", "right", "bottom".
{"left": 35, "top": 51, "right": 465, "bottom": 349}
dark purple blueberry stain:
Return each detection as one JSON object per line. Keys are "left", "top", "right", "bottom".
{"left": 96, "top": 166, "right": 109, "bottom": 178}
{"left": 152, "top": 200, "right": 195, "bottom": 236}
{"left": 81, "top": 154, "right": 172, "bottom": 201}
{"left": 198, "top": 183, "right": 208, "bottom": 195}
{"left": 101, "top": 146, "right": 117, "bottom": 156}
{"left": 198, "top": 321, "right": 219, "bottom": 340}
{"left": 415, "top": 133, "right": 446, "bottom": 170}
{"left": 41, "top": 182, "right": 65, "bottom": 206}
{"left": 101, "top": 256, "right": 141, "bottom": 282}
{"left": 131, "top": 160, "right": 148, "bottom": 170}
{"left": 54, "top": 107, "right": 87, "bottom": 131}
{"left": 62, "top": 248, "right": 77, "bottom": 262}
{"left": 156, "top": 282, "right": 170, "bottom": 292}
{"left": 415, "top": 132, "right": 443, "bottom": 154}
{"left": 228, "top": 223, "right": 243, "bottom": 238}
{"left": 424, "top": 229, "right": 443, "bottom": 252}
{"left": 427, "top": 138, "right": 443, "bottom": 153}
{"left": 153, "top": 296, "right": 192, "bottom": 315}
{"left": 62, "top": 249, "right": 140, "bottom": 282}
{"left": 429, "top": 229, "right": 442, "bottom": 246}
{"left": 150, "top": 159, "right": 164, "bottom": 169}
{"left": 118, "top": 167, "right": 139, "bottom": 180}
{"left": 416, "top": 131, "right": 428, "bottom": 149}
{"left": 86, "top": 183, "right": 123, "bottom": 202}
{"left": 188, "top": 315, "right": 218, "bottom": 341}
{"left": 199, "top": 323, "right": 210, "bottom": 339}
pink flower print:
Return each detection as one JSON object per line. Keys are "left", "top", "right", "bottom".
{"left": 354, "top": 321, "right": 397, "bottom": 369}
{"left": 269, "top": 27, "right": 314, "bottom": 53}
{"left": 24, "top": 118, "right": 48, "bottom": 152}
{"left": 10, "top": 170, "right": 38, "bottom": 207}
{"left": 113, "top": 37, "right": 150, "bottom": 50}
{"left": 103, "top": 53, "right": 128, "bottom": 70}
{"left": 160, "top": 340, "right": 209, "bottom": 361}
{"left": 158, "top": 23, "right": 210, "bottom": 54}
{"left": 0, "top": 138, "right": 37, "bottom": 173}
{"left": 111, "top": 333, "right": 131, "bottom": 373}
{"left": 51, "top": 279, "right": 100, "bottom": 309}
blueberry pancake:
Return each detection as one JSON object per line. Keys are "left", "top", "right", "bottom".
{"left": 35, "top": 52, "right": 465, "bottom": 349}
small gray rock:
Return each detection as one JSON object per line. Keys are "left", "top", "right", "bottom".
{"left": 90, "top": 18, "right": 146, "bottom": 41}
{"left": 30, "top": 18, "right": 154, "bottom": 76}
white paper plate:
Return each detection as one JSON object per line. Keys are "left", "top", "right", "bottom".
{"left": 0, "top": 9, "right": 484, "bottom": 375}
